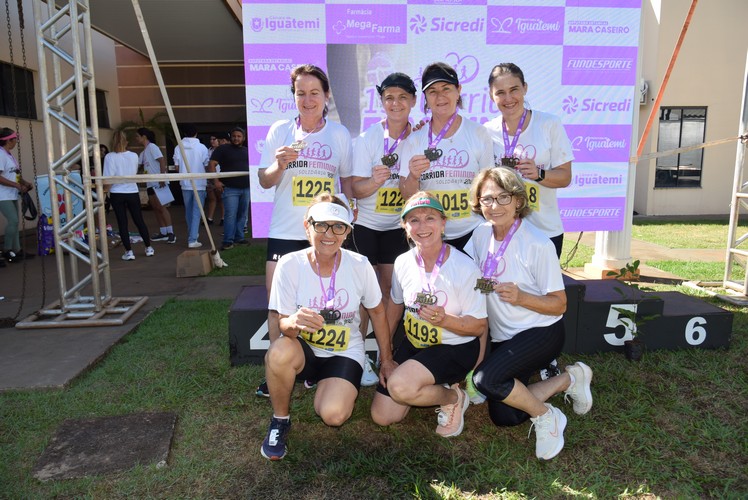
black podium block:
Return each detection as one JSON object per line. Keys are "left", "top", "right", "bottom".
{"left": 228, "top": 286, "right": 269, "bottom": 366}
{"left": 562, "top": 275, "right": 584, "bottom": 354}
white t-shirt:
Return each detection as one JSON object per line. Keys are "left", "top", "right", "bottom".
{"left": 351, "top": 121, "right": 409, "bottom": 231}
{"left": 398, "top": 116, "right": 493, "bottom": 240}
{"left": 0, "top": 148, "right": 19, "bottom": 201}
{"left": 139, "top": 142, "right": 163, "bottom": 189}
{"left": 104, "top": 151, "right": 139, "bottom": 194}
{"left": 173, "top": 137, "right": 209, "bottom": 191}
{"left": 390, "top": 245, "right": 487, "bottom": 346}
{"left": 464, "top": 220, "right": 564, "bottom": 342}
{"left": 261, "top": 118, "right": 353, "bottom": 240}
{"left": 484, "top": 110, "right": 574, "bottom": 237}
{"left": 269, "top": 248, "right": 382, "bottom": 368}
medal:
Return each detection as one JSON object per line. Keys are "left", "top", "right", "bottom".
{"left": 413, "top": 243, "right": 447, "bottom": 309}
{"left": 474, "top": 277, "right": 496, "bottom": 294}
{"left": 424, "top": 148, "right": 443, "bottom": 161}
{"left": 415, "top": 292, "right": 438, "bottom": 305}
{"left": 291, "top": 140, "right": 307, "bottom": 152}
{"left": 425, "top": 110, "right": 458, "bottom": 163}
{"left": 381, "top": 153, "right": 398, "bottom": 167}
{"left": 293, "top": 116, "right": 324, "bottom": 155}
{"left": 501, "top": 156, "right": 519, "bottom": 168}
{"left": 502, "top": 108, "right": 528, "bottom": 164}
{"left": 313, "top": 250, "right": 341, "bottom": 325}
{"left": 319, "top": 308, "right": 342, "bottom": 324}
{"left": 382, "top": 120, "right": 408, "bottom": 168}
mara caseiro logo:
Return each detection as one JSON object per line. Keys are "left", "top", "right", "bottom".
{"left": 486, "top": 6, "right": 563, "bottom": 45}
{"left": 563, "top": 46, "right": 637, "bottom": 86}
{"left": 326, "top": 4, "right": 406, "bottom": 44}
{"left": 408, "top": 13, "right": 485, "bottom": 35}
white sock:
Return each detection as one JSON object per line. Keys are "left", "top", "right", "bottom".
{"left": 273, "top": 414, "right": 290, "bottom": 421}
{"left": 568, "top": 372, "right": 576, "bottom": 389}
{"left": 166, "top": 225, "right": 173, "bottom": 233}
{"left": 160, "top": 227, "right": 167, "bottom": 234}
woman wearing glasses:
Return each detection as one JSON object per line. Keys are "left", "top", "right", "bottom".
{"left": 261, "top": 193, "right": 394, "bottom": 461}
{"left": 463, "top": 167, "right": 592, "bottom": 461}
{"left": 370, "top": 192, "right": 487, "bottom": 438}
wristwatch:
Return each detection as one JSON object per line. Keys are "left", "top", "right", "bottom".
{"left": 537, "top": 168, "right": 546, "bottom": 182}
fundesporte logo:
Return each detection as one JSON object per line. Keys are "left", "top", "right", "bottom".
{"left": 409, "top": 14, "right": 427, "bottom": 34}
{"left": 562, "top": 96, "right": 579, "bottom": 114}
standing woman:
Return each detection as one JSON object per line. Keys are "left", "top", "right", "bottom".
{"left": 370, "top": 192, "right": 487, "bottom": 438}
{"left": 261, "top": 193, "right": 393, "bottom": 460}
{"left": 257, "top": 64, "right": 354, "bottom": 382}
{"left": 136, "top": 127, "right": 175, "bottom": 244}
{"left": 483, "top": 63, "right": 573, "bottom": 258}
{"left": 0, "top": 128, "right": 34, "bottom": 264}
{"left": 104, "top": 131, "right": 154, "bottom": 261}
{"left": 464, "top": 167, "right": 592, "bottom": 460}
{"left": 398, "top": 62, "right": 494, "bottom": 251}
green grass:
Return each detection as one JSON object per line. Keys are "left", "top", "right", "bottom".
{"left": 209, "top": 243, "right": 266, "bottom": 276}
{"left": 1, "top": 297, "right": 746, "bottom": 498}
{"left": 631, "top": 218, "right": 747, "bottom": 249}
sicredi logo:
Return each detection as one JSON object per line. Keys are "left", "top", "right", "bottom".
{"left": 562, "top": 96, "right": 631, "bottom": 115}
{"left": 251, "top": 16, "right": 320, "bottom": 33}
{"left": 408, "top": 14, "right": 484, "bottom": 34}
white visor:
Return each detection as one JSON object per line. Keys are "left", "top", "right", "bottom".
{"left": 307, "top": 202, "right": 352, "bottom": 228}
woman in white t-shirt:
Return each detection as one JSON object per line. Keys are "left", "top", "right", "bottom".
{"left": 104, "top": 131, "right": 154, "bottom": 261}
{"left": 137, "top": 127, "right": 174, "bottom": 244}
{"left": 483, "top": 63, "right": 574, "bottom": 258}
{"left": 0, "top": 128, "right": 34, "bottom": 264}
{"left": 464, "top": 167, "right": 592, "bottom": 460}
{"left": 370, "top": 192, "right": 487, "bottom": 438}
{"left": 261, "top": 193, "right": 393, "bottom": 461}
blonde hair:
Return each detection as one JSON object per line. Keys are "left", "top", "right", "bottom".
{"left": 111, "top": 131, "right": 129, "bottom": 153}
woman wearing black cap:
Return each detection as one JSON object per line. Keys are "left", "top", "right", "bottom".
{"left": 398, "top": 62, "right": 494, "bottom": 251}
{"left": 350, "top": 72, "right": 417, "bottom": 363}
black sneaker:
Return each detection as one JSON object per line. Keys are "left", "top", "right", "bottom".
{"left": 256, "top": 380, "right": 270, "bottom": 398}
{"left": 167, "top": 233, "right": 176, "bottom": 244}
{"left": 261, "top": 417, "right": 291, "bottom": 461}
{"left": 235, "top": 239, "right": 250, "bottom": 245}
{"left": 4, "top": 251, "right": 22, "bottom": 263}
{"left": 540, "top": 359, "right": 561, "bottom": 381}
{"left": 151, "top": 232, "right": 168, "bottom": 242}
{"left": 221, "top": 243, "right": 234, "bottom": 251}
{"left": 207, "top": 218, "right": 214, "bottom": 226}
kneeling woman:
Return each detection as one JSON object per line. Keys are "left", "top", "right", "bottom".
{"left": 464, "top": 167, "right": 592, "bottom": 460}
{"left": 371, "top": 192, "right": 487, "bottom": 437}
{"left": 262, "top": 193, "right": 393, "bottom": 461}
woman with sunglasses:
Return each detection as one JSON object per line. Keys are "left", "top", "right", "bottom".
{"left": 463, "top": 167, "right": 592, "bottom": 460}
{"left": 261, "top": 193, "right": 393, "bottom": 461}
{"left": 370, "top": 191, "right": 487, "bottom": 438}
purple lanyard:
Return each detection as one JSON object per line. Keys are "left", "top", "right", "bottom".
{"left": 502, "top": 108, "right": 528, "bottom": 158}
{"left": 315, "top": 250, "right": 339, "bottom": 309}
{"left": 482, "top": 219, "right": 520, "bottom": 278}
{"left": 383, "top": 120, "right": 409, "bottom": 156}
{"left": 416, "top": 243, "right": 447, "bottom": 293}
{"left": 295, "top": 117, "right": 324, "bottom": 143}
{"left": 428, "top": 111, "right": 458, "bottom": 149}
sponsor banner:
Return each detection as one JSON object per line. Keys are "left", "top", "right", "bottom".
{"left": 558, "top": 197, "right": 626, "bottom": 232}
{"left": 558, "top": 86, "right": 635, "bottom": 125}
{"left": 244, "top": 44, "right": 327, "bottom": 85}
{"left": 249, "top": 166, "right": 275, "bottom": 203}
{"left": 566, "top": 124, "right": 631, "bottom": 162}
{"left": 244, "top": 4, "right": 325, "bottom": 44}
{"left": 566, "top": 0, "right": 641, "bottom": 8}
{"left": 407, "top": 5, "right": 486, "bottom": 40}
{"left": 247, "top": 126, "right": 268, "bottom": 166}
{"left": 562, "top": 45, "right": 637, "bottom": 86}
{"left": 409, "top": 1, "right": 486, "bottom": 5}
{"left": 250, "top": 201, "right": 275, "bottom": 228}
{"left": 568, "top": 162, "right": 629, "bottom": 197}
{"left": 246, "top": 85, "right": 298, "bottom": 126}
{"left": 565, "top": 7, "right": 640, "bottom": 47}
{"left": 245, "top": 0, "right": 324, "bottom": 3}
{"left": 326, "top": 4, "right": 407, "bottom": 44}
{"left": 486, "top": 6, "right": 564, "bottom": 46}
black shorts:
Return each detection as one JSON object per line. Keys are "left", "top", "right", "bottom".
{"left": 376, "top": 337, "right": 479, "bottom": 397}
{"left": 351, "top": 225, "right": 409, "bottom": 266}
{"left": 296, "top": 337, "right": 363, "bottom": 390}
{"left": 266, "top": 238, "right": 310, "bottom": 262}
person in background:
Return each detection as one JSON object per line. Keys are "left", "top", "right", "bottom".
{"left": 0, "top": 128, "right": 34, "bottom": 264}
{"left": 464, "top": 167, "right": 592, "bottom": 460}
{"left": 208, "top": 127, "right": 250, "bottom": 251}
{"left": 370, "top": 192, "right": 487, "bottom": 438}
{"left": 205, "top": 133, "right": 226, "bottom": 226}
{"left": 137, "top": 127, "right": 175, "bottom": 244}
{"left": 261, "top": 193, "right": 393, "bottom": 461}
{"left": 173, "top": 123, "right": 210, "bottom": 249}
{"left": 103, "top": 131, "right": 154, "bottom": 261}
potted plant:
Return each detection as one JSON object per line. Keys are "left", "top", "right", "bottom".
{"left": 606, "top": 260, "right": 660, "bottom": 361}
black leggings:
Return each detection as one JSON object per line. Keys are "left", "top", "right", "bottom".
{"left": 473, "top": 319, "right": 565, "bottom": 427}
{"left": 110, "top": 192, "right": 150, "bottom": 251}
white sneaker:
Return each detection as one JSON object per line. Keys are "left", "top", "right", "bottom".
{"left": 188, "top": 241, "right": 202, "bottom": 249}
{"left": 121, "top": 250, "right": 135, "bottom": 261}
{"left": 563, "top": 362, "right": 593, "bottom": 415}
{"left": 529, "top": 403, "right": 567, "bottom": 460}
{"left": 360, "top": 355, "right": 379, "bottom": 387}
{"left": 145, "top": 246, "right": 155, "bottom": 257}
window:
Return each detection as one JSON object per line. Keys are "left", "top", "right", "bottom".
{"left": 0, "top": 62, "right": 37, "bottom": 119}
{"left": 655, "top": 107, "right": 706, "bottom": 188}
{"left": 76, "top": 88, "right": 110, "bottom": 129}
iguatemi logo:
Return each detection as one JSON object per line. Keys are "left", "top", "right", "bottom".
{"left": 489, "top": 17, "right": 561, "bottom": 35}
{"left": 250, "top": 16, "right": 320, "bottom": 33}
{"left": 561, "top": 95, "right": 631, "bottom": 115}
{"left": 408, "top": 14, "right": 484, "bottom": 34}
{"left": 571, "top": 136, "right": 627, "bottom": 153}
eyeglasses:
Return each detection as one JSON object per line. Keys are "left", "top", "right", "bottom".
{"left": 309, "top": 220, "right": 348, "bottom": 235}
{"left": 478, "top": 193, "right": 513, "bottom": 207}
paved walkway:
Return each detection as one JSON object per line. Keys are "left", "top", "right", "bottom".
{"left": 0, "top": 210, "right": 730, "bottom": 392}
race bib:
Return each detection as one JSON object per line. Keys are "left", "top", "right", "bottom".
{"left": 300, "top": 325, "right": 351, "bottom": 352}
{"left": 431, "top": 189, "right": 470, "bottom": 220}
{"left": 404, "top": 311, "right": 442, "bottom": 349}
{"left": 525, "top": 183, "right": 540, "bottom": 212}
{"left": 375, "top": 187, "right": 404, "bottom": 214}
{"left": 292, "top": 176, "right": 335, "bottom": 206}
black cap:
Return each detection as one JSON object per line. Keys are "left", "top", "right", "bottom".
{"left": 376, "top": 72, "right": 417, "bottom": 96}
{"left": 421, "top": 62, "right": 460, "bottom": 91}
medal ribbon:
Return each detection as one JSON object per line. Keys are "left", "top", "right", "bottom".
{"left": 501, "top": 108, "right": 528, "bottom": 159}
{"left": 482, "top": 219, "right": 520, "bottom": 278}
{"left": 314, "top": 250, "right": 339, "bottom": 309}
{"left": 383, "top": 119, "right": 409, "bottom": 157}
{"left": 427, "top": 110, "right": 458, "bottom": 150}
{"left": 294, "top": 117, "right": 324, "bottom": 145}
{"left": 415, "top": 243, "right": 447, "bottom": 296}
